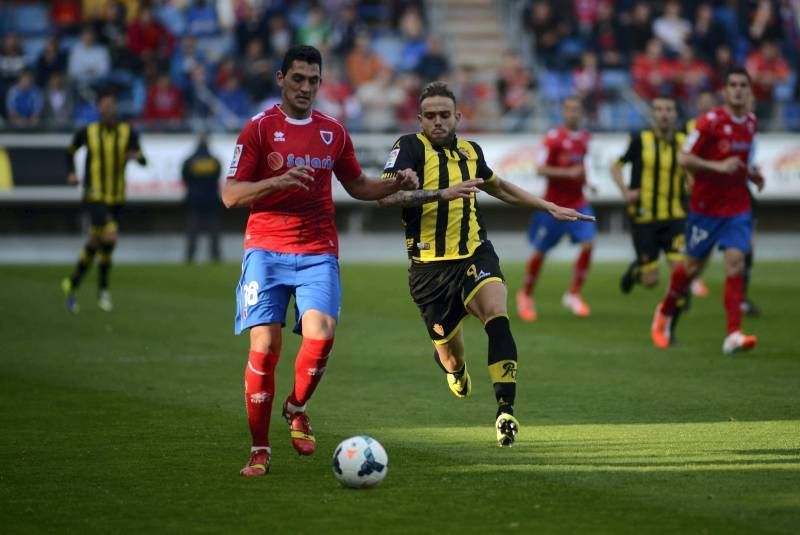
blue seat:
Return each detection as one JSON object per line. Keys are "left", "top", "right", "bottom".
{"left": 12, "top": 4, "right": 51, "bottom": 36}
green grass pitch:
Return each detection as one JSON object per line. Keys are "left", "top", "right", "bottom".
{"left": 1, "top": 260, "right": 798, "bottom": 533}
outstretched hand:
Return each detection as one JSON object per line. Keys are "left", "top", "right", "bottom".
{"left": 395, "top": 168, "right": 419, "bottom": 190}
{"left": 440, "top": 179, "right": 483, "bottom": 201}
{"left": 548, "top": 203, "right": 596, "bottom": 222}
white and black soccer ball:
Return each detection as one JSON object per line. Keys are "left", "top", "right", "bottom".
{"left": 332, "top": 435, "right": 388, "bottom": 489}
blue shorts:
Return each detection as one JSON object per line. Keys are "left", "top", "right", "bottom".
{"left": 686, "top": 211, "right": 753, "bottom": 259}
{"left": 234, "top": 248, "right": 342, "bottom": 335}
{"left": 528, "top": 204, "right": 596, "bottom": 253}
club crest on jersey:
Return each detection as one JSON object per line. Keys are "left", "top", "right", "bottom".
{"left": 274, "top": 131, "right": 286, "bottom": 142}
{"left": 320, "top": 130, "right": 333, "bottom": 145}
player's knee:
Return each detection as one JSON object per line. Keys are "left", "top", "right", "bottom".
{"left": 250, "top": 326, "right": 281, "bottom": 355}
{"left": 301, "top": 312, "right": 337, "bottom": 339}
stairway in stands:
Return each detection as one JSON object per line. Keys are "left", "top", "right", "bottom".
{"left": 425, "top": 0, "right": 510, "bottom": 75}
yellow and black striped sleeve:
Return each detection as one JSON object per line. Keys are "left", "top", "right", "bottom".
{"left": 127, "top": 128, "right": 147, "bottom": 165}
{"left": 618, "top": 132, "right": 642, "bottom": 188}
{"left": 381, "top": 134, "right": 424, "bottom": 181}
{"left": 65, "top": 127, "right": 88, "bottom": 173}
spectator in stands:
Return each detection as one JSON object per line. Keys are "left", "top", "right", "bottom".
{"left": 653, "top": 1, "right": 691, "bottom": 54}
{"left": 235, "top": 3, "right": 267, "bottom": 55}
{"left": 673, "top": 46, "right": 712, "bottom": 106}
{"left": 297, "top": 4, "right": 332, "bottom": 51}
{"left": 6, "top": 70, "right": 44, "bottom": 128}
{"left": 143, "top": 72, "right": 184, "bottom": 125}
{"left": 171, "top": 36, "right": 208, "bottom": 91}
{"left": 415, "top": 36, "right": 449, "bottom": 83}
{"left": 346, "top": 30, "right": 385, "bottom": 87}
{"left": 397, "top": 6, "right": 427, "bottom": 72}
{"left": 266, "top": 13, "right": 294, "bottom": 62}
{"left": 186, "top": 63, "right": 213, "bottom": 120}
{"left": 355, "top": 65, "right": 405, "bottom": 131}
{"left": 591, "top": 2, "right": 626, "bottom": 70}
{"left": 67, "top": 26, "right": 111, "bottom": 87}
{"left": 632, "top": 38, "right": 673, "bottom": 99}
{"left": 217, "top": 75, "right": 251, "bottom": 119}
{"left": 396, "top": 71, "right": 422, "bottom": 131}
{"left": 95, "top": 2, "right": 136, "bottom": 73}
{"left": 451, "top": 64, "right": 493, "bottom": 132}
{"left": 42, "top": 73, "right": 74, "bottom": 128}
{"left": 35, "top": 37, "right": 68, "bottom": 88}
{"left": 496, "top": 51, "right": 535, "bottom": 131}
{"left": 746, "top": 40, "right": 791, "bottom": 118}
{"left": 745, "top": 0, "right": 784, "bottom": 46}
{"left": 50, "top": 0, "right": 82, "bottom": 34}
{"left": 316, "top": 61, "right": 359, "bottom": 125}
{"left": 330, "top": 2, "right": 365, "bottom": 55}
{"left": 524, "top": 1, "right": 567, "bottom": 69}
{"left": 186, "top": 0, "right": 220, "bottom": 37}
{"left": 241, "top": 39, "right": 275, "bottom": 102}
{"left": 623, "top": 1, "right": 655, "bottom": 54}
{"left": 689, "top": 3, "right": 728, "bottom": 61}
{"left": 573, "top": 50, "right": 603, "bottom": 122}
{"left": 710, "top": 43, "right": 736, "bottom": 90}
{"left": 214, "top": 57, "right": 239, "bottom": 92}
{"left": 127, "top": 6, "right": 176, "bottom": 64}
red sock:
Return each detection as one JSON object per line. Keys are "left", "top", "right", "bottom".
{"left": 569, "top": 246, "right": 592, "bottom": 294}
{"left": 660, "top": 264, "right": 689, "bottom": 315}
{"left": 523, "top": 253, "right": 544, "bottom": 295}
{"left": 288, "top": 337, "right": 334, "bottom": 408}
{"left": 724, "top": 275, "right": 745, "bottom": 334}
{"left": 244, "top": 350, "right": 279, "bottom": 448}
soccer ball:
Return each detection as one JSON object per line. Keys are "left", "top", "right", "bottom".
{"left": 332, "top": 435, "right": 388, "bottom": 489}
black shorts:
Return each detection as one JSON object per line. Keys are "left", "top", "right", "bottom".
{"left": 631, "top": 219, "right": 685, "bottom": 269}
{"left": 85, "top": 202, "right": 122, "bottom": 232}
{"left": 408, "top": 241, "right": 504, "bottom": 344}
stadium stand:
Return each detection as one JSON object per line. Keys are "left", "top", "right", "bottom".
{"left": 0, "top": 0, "right": 796, "bottom": 133}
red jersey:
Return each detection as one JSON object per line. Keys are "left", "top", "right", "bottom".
{"left": 683, "top": 106, "right": 756, "bottom": 216}
{"left": 538, "top": 126, "right": 591, "bottom": 208}
{"left": 227, "top": 104, "right": 362, "bottom": 255}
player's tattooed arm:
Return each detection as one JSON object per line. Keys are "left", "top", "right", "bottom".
{"left": 377, "top": 179, "right": 483, "bottom": 208}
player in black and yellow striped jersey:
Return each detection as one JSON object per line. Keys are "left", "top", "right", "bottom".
{"left": 378, "top": 82, "right": 593, "bottom": 446}
{"left": 611, "top": 96, "right": 689, "bottom": 295}
{"left": 61, "top": 90, "right": 147, "bottom": 313}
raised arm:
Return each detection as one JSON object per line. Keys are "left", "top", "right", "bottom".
{"left": 479, "top": 176, "right": 595, "bottom": 222}
{"left": 66, "top": 127, "right": 87, "bottom": 185}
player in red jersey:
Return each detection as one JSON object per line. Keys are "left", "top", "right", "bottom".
{"left": 517, "top": 97, "right": 596, "bottom": 321}
{"left": 651, "top": 67, "right": 765, "bottom": 354}
{"left": 223, "top": 46, "right": 417, "bottom": 476}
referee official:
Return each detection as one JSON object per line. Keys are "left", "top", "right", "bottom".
{"left": 611, "top": 96, "right": 687, "bottom": 293}
{"left": 61, "top": 89, "right": 147, "bottom": 313}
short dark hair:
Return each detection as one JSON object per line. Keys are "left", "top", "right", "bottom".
{"left": 725, "top": 66, "right": 751, "bottom": 84}
{"left": 96, "top": 87, "right": 118, "bottom": 102}
{"left": 419, "top": 81, "right": 457, "bottom": 107}
{"left": 280, "top": 45, "right": 322, "bottom": 75}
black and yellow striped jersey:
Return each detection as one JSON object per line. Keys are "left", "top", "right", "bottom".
{"left": 618, "top": 129, "right": 687, "bottom": 223}
{"left": 66, "top": 121, "right": 144, "bottom": 205}
{"left": 382, "top": 133, "right": 496, "bottom": 262}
